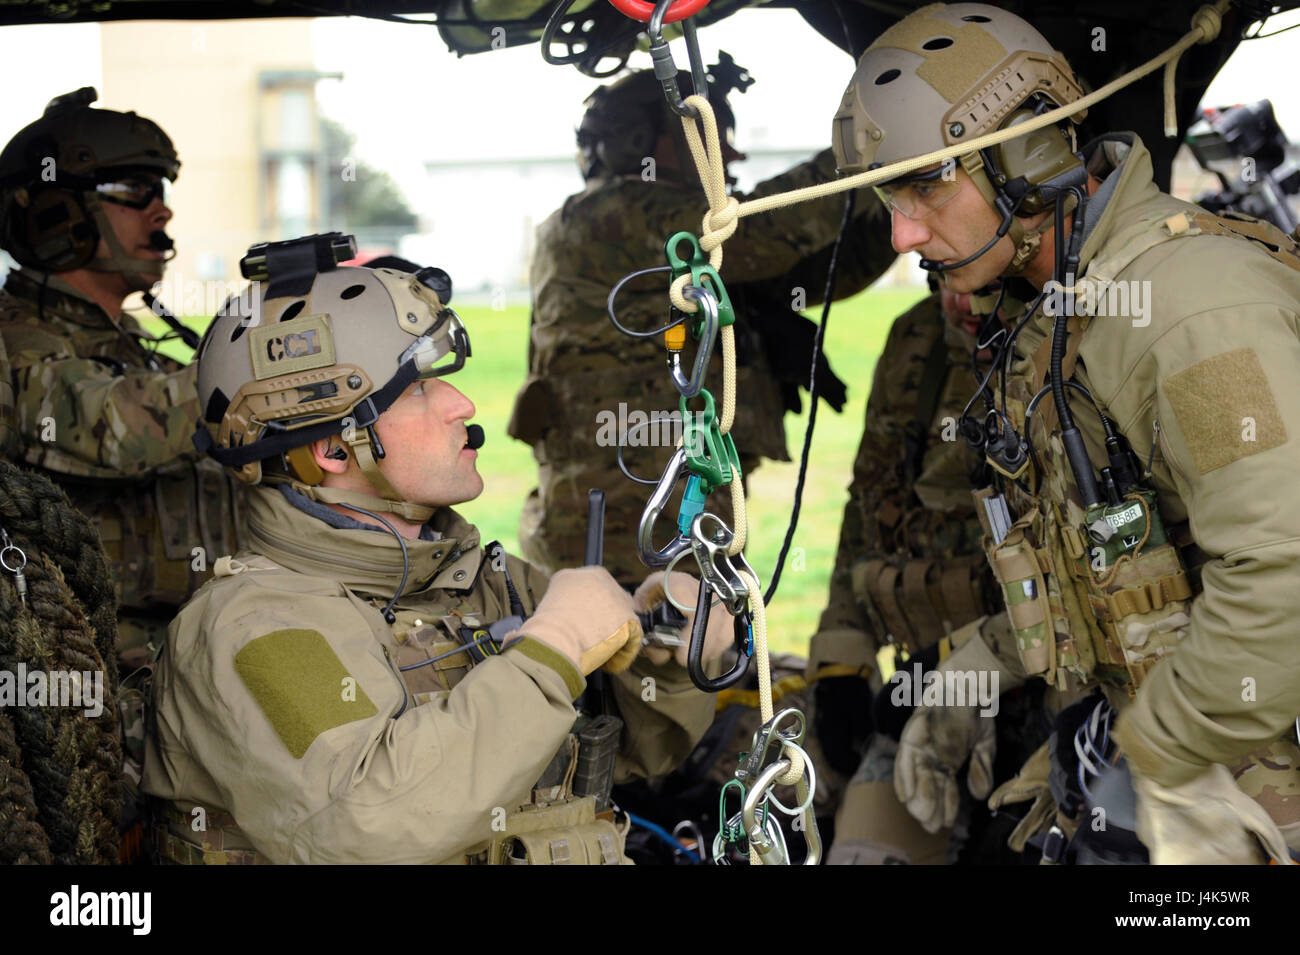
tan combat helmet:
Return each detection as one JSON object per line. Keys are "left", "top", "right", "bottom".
{"left": 194, "top": 233, "right": 470, "bottom": 523}
{"left": 0, "top": 87, "right": 179, "bottom": 276}
{"left": 831, "top": 2, "right": 1089, "bottom": 273}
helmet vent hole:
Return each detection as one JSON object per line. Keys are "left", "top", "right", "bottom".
{"left": 961, "top": 15, "right": 992, "bottom": 23}
{"left": 874, "top": 68, "right": 901, "bottom": 86}
{"left": 340, "top": 284, "right": 366, "bottom": 300}
{"left": 922, "top": 37, "right": 954, "bottom": 51}
{"left": 229, "top": 314, "right": 251, "bottom": 342}
{"left": 279, "top": 300, "right": 306, "bottom": 322}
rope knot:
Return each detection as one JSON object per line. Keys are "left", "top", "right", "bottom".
{"left": 778, "top": 743, "right": 805, "bottom": 787}
{"left": 700, "top": 197, "right": 740, "bottom": 254}
{"left": 1191, "top": 4, "right": 1223, "bottom": 43}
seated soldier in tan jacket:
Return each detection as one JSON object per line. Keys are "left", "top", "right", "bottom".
{"left": 142, "top": 235, "right": 732, "bottom": 864}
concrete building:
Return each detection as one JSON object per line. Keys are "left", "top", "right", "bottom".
{"left": 100, "top": 19, "right": 339, "bottom": 316}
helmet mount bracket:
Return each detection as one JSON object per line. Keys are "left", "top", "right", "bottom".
{"left": 240, "top": 232, "right": 358, "bottom": 298}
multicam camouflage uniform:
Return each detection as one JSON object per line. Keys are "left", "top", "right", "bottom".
{"left": 509, "top": 150, "right": 894, "bottom": 585}
{"left": 809, "top": 292, "right": 1045, "bottom": 864}
{"left": 0, "top": 269, "right": 242, "bottom": 670}
{"left": 810, "top": 293, "right": 994, "bottom": 675}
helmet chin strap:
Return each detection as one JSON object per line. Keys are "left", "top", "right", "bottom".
{"left": 82, "top": 192, "right": 170, "bottom": 278}
{"left": 969, "top": 156, "right": 1083, "bottom": 278}
{"left": 40, "top": 270, "right": 98, "bottom": 301}
{"left": 300, "top": 426, "right": 438, "bottom": 524}
{"left": 283, "top": 409, "right": 480, "bottom": 529}
{"left": 1002, "top": 199, "right": 1074, "bottom": 277}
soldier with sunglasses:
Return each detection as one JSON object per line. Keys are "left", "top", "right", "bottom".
{"left": 0, "top": 88, "right": 242, "bottom": 673}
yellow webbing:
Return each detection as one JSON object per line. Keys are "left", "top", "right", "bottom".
{"left": 715, "top": 674, "right": 808, "bottom": 712}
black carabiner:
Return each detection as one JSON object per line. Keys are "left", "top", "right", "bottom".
{"left": 686, "top": 574, "right": 752, "bottom": 692}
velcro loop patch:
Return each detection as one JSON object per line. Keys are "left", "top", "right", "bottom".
{"left": 1162, "top": 348, "right": 1287, "bottom": 474}
{"left": 915, "top": 24, "right": 1007, "bottom": 104}
{"left": 235, "top": 628, "right": 377, "bottom": 758}
{"left": 249, "top": 312, "right": 336, "bottom": 381}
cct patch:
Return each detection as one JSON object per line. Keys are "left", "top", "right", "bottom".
{"left": 249, "top": 312, "right": 336, "bottom": 381}
{"left": 1162, "top": 348, "right": 1288, "bottom": 475}
{"left": 235, "top": 628, "right": 377, "bottom": 758}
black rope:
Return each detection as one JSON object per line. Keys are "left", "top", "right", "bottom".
{"left": 764, "top": 190, "right": 856, "bottom": 604}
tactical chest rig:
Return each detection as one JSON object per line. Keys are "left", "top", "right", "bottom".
{"left": 853, "top": 307, "right": 997, "bottom": 659}
{"left": 981, "top": 209, "right": 1300, "bottom": 698}
{"left": 381, "top": 549, "right": 629, "bottom": 866}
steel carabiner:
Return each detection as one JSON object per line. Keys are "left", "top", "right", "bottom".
{"left": 638, "top": 0, "right": 710, "bottom": 120}
{"left": 689, "top": 511, "right": 754, "bottom": 615}
{"left": 685, "top": 571, "right": 752, "bottom": 692}
{"left": 741, "top": 759, "right": 792, "bottom": 865}
{"left": 636, "top": 446, "right": 693, "bottom": 568}
{"left": 736, "top": 710, "right": 822, "bottom": 866}
{"left": 669, "top": 284, "right": 718, "bottom": 398}
{"left": 735, "top": 707, "right": 806, "bottom": 789}
{"left": 740, "top": 757, "right": 821, "bottom": 866}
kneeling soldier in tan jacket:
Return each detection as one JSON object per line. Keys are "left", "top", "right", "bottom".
{"left": 142, "top": 234, "right": 730, "bottom": 864}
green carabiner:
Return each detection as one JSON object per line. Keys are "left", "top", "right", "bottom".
{"left": 717, "top": 776, "right": 767, "bottom": 848}
{"left": 717, "top": 779, "right": 747, "bottom": 844}
{"left": 680, "top": 388, "right": 742, "bottom": 494}
{"left": 664, "top": 231, "right": 735, "bottom": 329}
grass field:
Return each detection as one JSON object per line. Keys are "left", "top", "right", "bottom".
{"left": 143, "top": 284, "right": 926, "bottom": 657}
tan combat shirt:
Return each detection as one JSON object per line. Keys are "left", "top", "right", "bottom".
{"left": 143, "top": 483, "right": 714, "bottom": 864}
{"left": 1002, "top": 135, "right": 1300, "bottom": 791}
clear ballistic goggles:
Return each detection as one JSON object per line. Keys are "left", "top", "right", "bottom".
{"left": 400, "top": 308, "right": 472, "bottom": 380}
{"left": 95, "top": 173, "right": 172, "bottom": 210}
{"left": 872, "top": 164, "right": 963, "bottom": 220}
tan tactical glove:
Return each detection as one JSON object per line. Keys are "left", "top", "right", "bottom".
{"left": 894, "top": 615, "right": 1025, "bottom": 834}
{"left": 1130, "top": 763, "right": 1294, "bottom": 865}
{"left": 632, "top": 570, "right": 733, "bottom": 668}
{"left": 987, "top": 740, "right": 1057, "bottom": 853}
{"left": 513, "top": 567, "right": 642, "bottom": 675}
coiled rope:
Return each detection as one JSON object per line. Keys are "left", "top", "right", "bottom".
{"left": 0, "top": 460, "right": 121, "bottom": 864}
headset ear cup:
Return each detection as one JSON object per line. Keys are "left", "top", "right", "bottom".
{"left": 991, "top": 110, "right": 1081, "bottom": 215}
{"left": 624, "top": 117, "right": 656, "bottom": 167}
{"left": 15, "top": 188, "right": 97, "bottom": 270}
{"left": 593, "top": 102, "right": 660, "bottom": 177}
